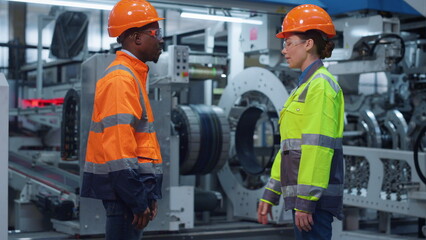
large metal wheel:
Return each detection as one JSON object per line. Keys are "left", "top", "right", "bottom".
{"left": 218, "top": 67, "right": 290, "bottom": 221}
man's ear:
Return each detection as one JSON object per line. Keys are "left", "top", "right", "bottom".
{"left": 134, "top": 32, "right": 143, "bottom": 45}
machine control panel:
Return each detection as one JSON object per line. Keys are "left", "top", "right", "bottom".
{"left": 168, "top": 45, "right": 190, "bottom": 83}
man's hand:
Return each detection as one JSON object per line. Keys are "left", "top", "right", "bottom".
{"left": 149, "top": 200, "right": 158, "bottom": 221}
{"left": 294, "top": 210, "right": 314, "bottom": 232}
{"left": 132, "top": 207, "right": 151, "bottom": 230}
{"left": 257, "top": 201, "right": 273, "bottom": 225}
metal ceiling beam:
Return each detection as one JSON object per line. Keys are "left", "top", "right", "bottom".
{"left": 151, "top": 0, "right": 324, "bottom": 15}
{"left": 323, "top": 0, "right": 422, "bottom": 16}
{"left": 404, "top": 0, "right": 426, "bottom": 16}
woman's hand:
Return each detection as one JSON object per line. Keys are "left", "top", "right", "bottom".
{"left": 257, "top": 201, "right": 273, "bottom": 225}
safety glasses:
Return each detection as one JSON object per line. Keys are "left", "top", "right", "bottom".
{"left": 142, "top": 28, "right": 163, "bottom": 40}
{"left": 282, "top": 39, "right": 307, "bottom": 50}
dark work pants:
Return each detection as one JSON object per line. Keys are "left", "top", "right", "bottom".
{"left": 292, "top": 209, "right": 334, "bottom": 240}
{"left": 102, "top": 199, "right": 142, "bottom": 240}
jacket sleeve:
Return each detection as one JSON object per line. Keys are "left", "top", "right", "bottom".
{"left": 295, "top": 77, "right": 341, "bottom": 213}
{"left": 96, "top": 74, "right": 152, "bottom": 214}
{"left": 148, "top": 174, "right": 162, "bottom": 200}
{"left": 261, "top": 150, "right": 282, "bottom": 206}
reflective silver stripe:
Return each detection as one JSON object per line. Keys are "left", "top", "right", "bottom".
{"left": 281, "top": 138, "right": 302, "bottom": 151}
{"left": 136, "top": 121, "right": 155, "bottom": 133}
{"left": 108, "top": 157, "right": 139, "bottom": 171}
{"left": 90, "top": 113, "right": 138, "bottom": 133}
{"left": 84, "top": 157, "right": 138, "bottom": 174}
{"left": 266, "top": 178, "right": 282, "bottom": 193}
{"left": 289, "top": 87, "right": 298, "bottom": 96}
{"left": 281, "top": 135, "right": 342, "bottom": 151}
{"left": 302, "top": 134, "right": 342, "bottom": 149}
{"left": 154, "top": 163, "right": 163, "bottom": 174}
{"left": 316, "top": 73, "right": 340, "bottom": 94}
{"left": 297, "top": 73, "right": 340, "bottom": 103}
{"left": 90, "top": 114, "right": 155, "bottom": 133}
{"left": 84, "top": 161, "right": 109, "bottom": 174}
{"left": 296, "top": 184, "right": 325, "bottom": 198}
{"left": 84, "top": 159, "right": 162, "bottom": 174}
{"left": 138, "top": 163, "right": 163, "bottom": 174}
{"left": 262, "top": 189, "right": 281, "bottom": 205}
{"left": 90, "top": 121, "right": 104, "bottom": 133}
{"left": 297, "top": 82, "right": 310, "bottom": 103}
{"left": 104, "top": 64, "right": 148, "bottom": 120}
{"left": 282, "top": 185, "right": 297, "bottom": 198}
{"left": 282, "top": 184, "right": 343, "bottom": 198}
{"left": 294, "top": 197, "right": 316, "bottom": 213}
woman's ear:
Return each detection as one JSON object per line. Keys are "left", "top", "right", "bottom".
{"left": 305, "top": 39, "right": 315, "bottom": 52}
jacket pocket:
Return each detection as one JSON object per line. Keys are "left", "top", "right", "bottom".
{"left": 281, "top": 150, "right": 301, "bottom": 185}
{"left": 285, "top": 101, "right": 304, "bottom": 115}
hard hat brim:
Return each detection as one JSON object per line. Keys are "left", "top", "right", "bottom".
{"left": 108, "top": 17, "right": 165, "bottom": 37}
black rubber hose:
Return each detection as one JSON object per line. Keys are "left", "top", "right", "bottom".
{"left": 414, "top": 125, "right": 426, "bottom": 185}
{"left": 61, "top": 89, "right": 80, "bottom": 161}
{"left": 369, "top": 33, "right": 405, "bottom": 64}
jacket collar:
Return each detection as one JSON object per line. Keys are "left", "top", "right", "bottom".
{"left": 299, "top": 59, "right": 323, "bottom": 86}
{"left": 115, "top": 50, "right": 149, "bottom": 75}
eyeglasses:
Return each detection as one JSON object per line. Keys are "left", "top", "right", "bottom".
{"left": 282, "top": 39, "right": 307, "bottom": 50}
{"left": 141, "top": 28, "right": 163, "bottom": 40}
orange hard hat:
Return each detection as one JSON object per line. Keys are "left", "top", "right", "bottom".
{"left": 108, "top": 0, "right": 165, "bottom": 37}
{"left": 276, "top": 4, "right": 335, "bottom": 39}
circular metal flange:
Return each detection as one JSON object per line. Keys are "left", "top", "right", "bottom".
{"left": 217, "top": 67, "right": 290, "bottom": 221}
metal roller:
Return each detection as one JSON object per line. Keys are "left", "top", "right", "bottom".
{"left": 171, "top": 105, "right": 200, "bottom": 174}
{"left": 189, "top": 65, "right": 224, "bottom": 80}
{"left": 171, "top": 104, "right": 229, "bottom": 175}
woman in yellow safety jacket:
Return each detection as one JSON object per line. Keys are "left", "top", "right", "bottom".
{"left": 257, "top": 4, "right": 345, "bottom": 240}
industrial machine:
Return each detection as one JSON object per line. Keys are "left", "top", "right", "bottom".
{"left": 328, "top": 14, "right": 426, "bottom": 239}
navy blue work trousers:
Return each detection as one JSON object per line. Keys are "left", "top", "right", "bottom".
{"left": 102, "top": 199, "right": 142, "bottom": 240}
{"left": 292, "top": 209, "right": 334, "bottom": 240}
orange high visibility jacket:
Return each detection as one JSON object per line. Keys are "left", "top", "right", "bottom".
{"left": 81, "top": 51, "right": 162, "bottom": 214}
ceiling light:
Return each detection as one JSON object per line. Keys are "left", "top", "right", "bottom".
{"left": 7, "top": 0, "right": 113, "bottom": 11}
{"left": 181, "top": 12, "right": 263, "bottom": 25}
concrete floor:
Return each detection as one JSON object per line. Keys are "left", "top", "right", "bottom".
{"left": 9, "top": 221, "right": 295, "bottom": 240}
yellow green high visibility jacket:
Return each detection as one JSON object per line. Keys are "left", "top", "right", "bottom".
{"left": 261, "top": 60, "right": 344, "bottom": 219}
